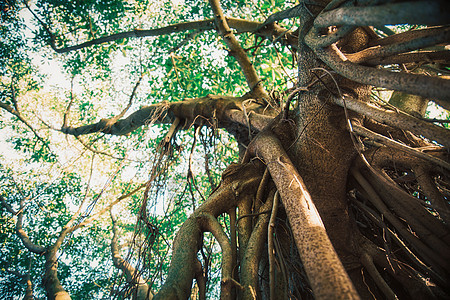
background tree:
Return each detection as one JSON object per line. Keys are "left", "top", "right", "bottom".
{"left": 1, "top": 0, "right": 449, "bottom": 299}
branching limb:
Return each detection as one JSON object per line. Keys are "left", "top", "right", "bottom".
{"left": 25, "top": 1, "right": 255, "bottom": 54}
{"left": 368, "top": 26, "right": 450, "bottom": 48}
{"left": 346, "top": 27, "right": 450, "bottom": 64}
{"left": 209, "top": 0, "right": 269, "bottom": 100}
{"left": 153, "top": 162, "right": 264, "bottom": 299}
{"left": 0, "top": 196, "right": 46, "bottom": 254}
{"left": 0, "top": 100, "right": 50, "bottom": 150}
{"left": 199, "top": 213, "right": 234, "bottom": 300}
{"left": 61, "top": 76, "right": 144, "bottom": 135}
{"left": 62, "top": 95, "right": 274, "bottom": 137}
{"left": 364, "top": 50, "right": 450, "bottom": 66}
{"left": 25, "top": 0, "right": 296, "bottom": 54}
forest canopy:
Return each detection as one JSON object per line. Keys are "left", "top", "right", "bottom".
{"left": 1, "top": 0, "right": 450, "bottom": 299}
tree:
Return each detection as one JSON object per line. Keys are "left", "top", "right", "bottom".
{"left": 1, "top": 0, "right": 449, "bottom": 299}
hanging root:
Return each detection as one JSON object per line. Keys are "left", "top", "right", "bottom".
{"left": 348, "top": 136, "right": 450, "bottom": 298}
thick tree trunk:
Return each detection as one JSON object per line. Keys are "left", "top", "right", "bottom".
{"left": 285, "top": 5, "right": 375, "bottom": 296}
{"left": 43, "top": 250, "right": 71, "bottom": 300}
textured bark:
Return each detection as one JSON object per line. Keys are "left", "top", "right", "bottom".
{"left": 43, "top": 248, "right": 71, "bottom": 300}
{"left": 249, "top": 128, "right": 359, "bottom": 300}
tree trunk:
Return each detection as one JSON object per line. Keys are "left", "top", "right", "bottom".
{"left": 43, "top": 249, "right": 71, "bottom": 300}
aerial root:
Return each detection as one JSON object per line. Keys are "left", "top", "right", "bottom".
{"left": 268, "top": 191, "right": 279, "bottom": 300}
{"left": 361, "top": 252, "right": 398, "bottom": 300}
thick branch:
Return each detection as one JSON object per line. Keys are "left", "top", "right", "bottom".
{"left": 1, "top": 196, "right": 46, "bottom": 254}
{"left": 346, "top": 27, "right": 450, "bottom": 64}
{"left": 28, "top": 12, "right": 266, "bottom": 53}
{"left": 364, "top": 50, "right": 450, "bottom": 66}
{"left": 26, "top": 0, "right": 294, "bottom": 55}
{"left": 154, "top": 162, "right": 265, "bottom": 299}
{"left": 314, "top": 1, "right": 450, "bottom": 28}
{"left": 61, "top": 96, "right": 274, "bottom": 137}
{"left": 0, "top": 195, "right": 17, "bottom": 214}
{"left": 209, "top": 0, "right": 269, "bottom": 100}
{"left": 309, "top": 44, "right": 450, "bottom": 105}
{"left": 199, "top": 213, "right": 233, "bottom": 300}
{"left": 368, "top": 26, "right": 450, "bottom": 48}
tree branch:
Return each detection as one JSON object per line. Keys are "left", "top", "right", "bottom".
{"left": 209, "top": 0, "right": 269, "bottom": 100}
{"left": 26, "top": 0, "right": 291, "bottom": 55}
{"left": 0, "top": 195, "right": 17, "bottom": 215}
{"left": 154, "top": 162, "right": 264, "bottom": 299}
{"left": 61, "top": 95, "right": 274, "bottom": 137}
{"left": 312, "top": 44, "right": 450, "bottom": 105}
{"left": 199, "top": 213, "right": 233, "bottom": 299}
{"left": 346, "top": 27, "right": 450, "bottom": 64}
{"left": 364, "top": 50, "right": 450, "bottom": 66}
{"left": 314, "top": 1, "right": 450, "bottom": 28}
{"left": 6, "top": 197, "right": 46, "bottom": 254}
{"left": 0, "top": 102, "right": 50, "bottom": 150}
